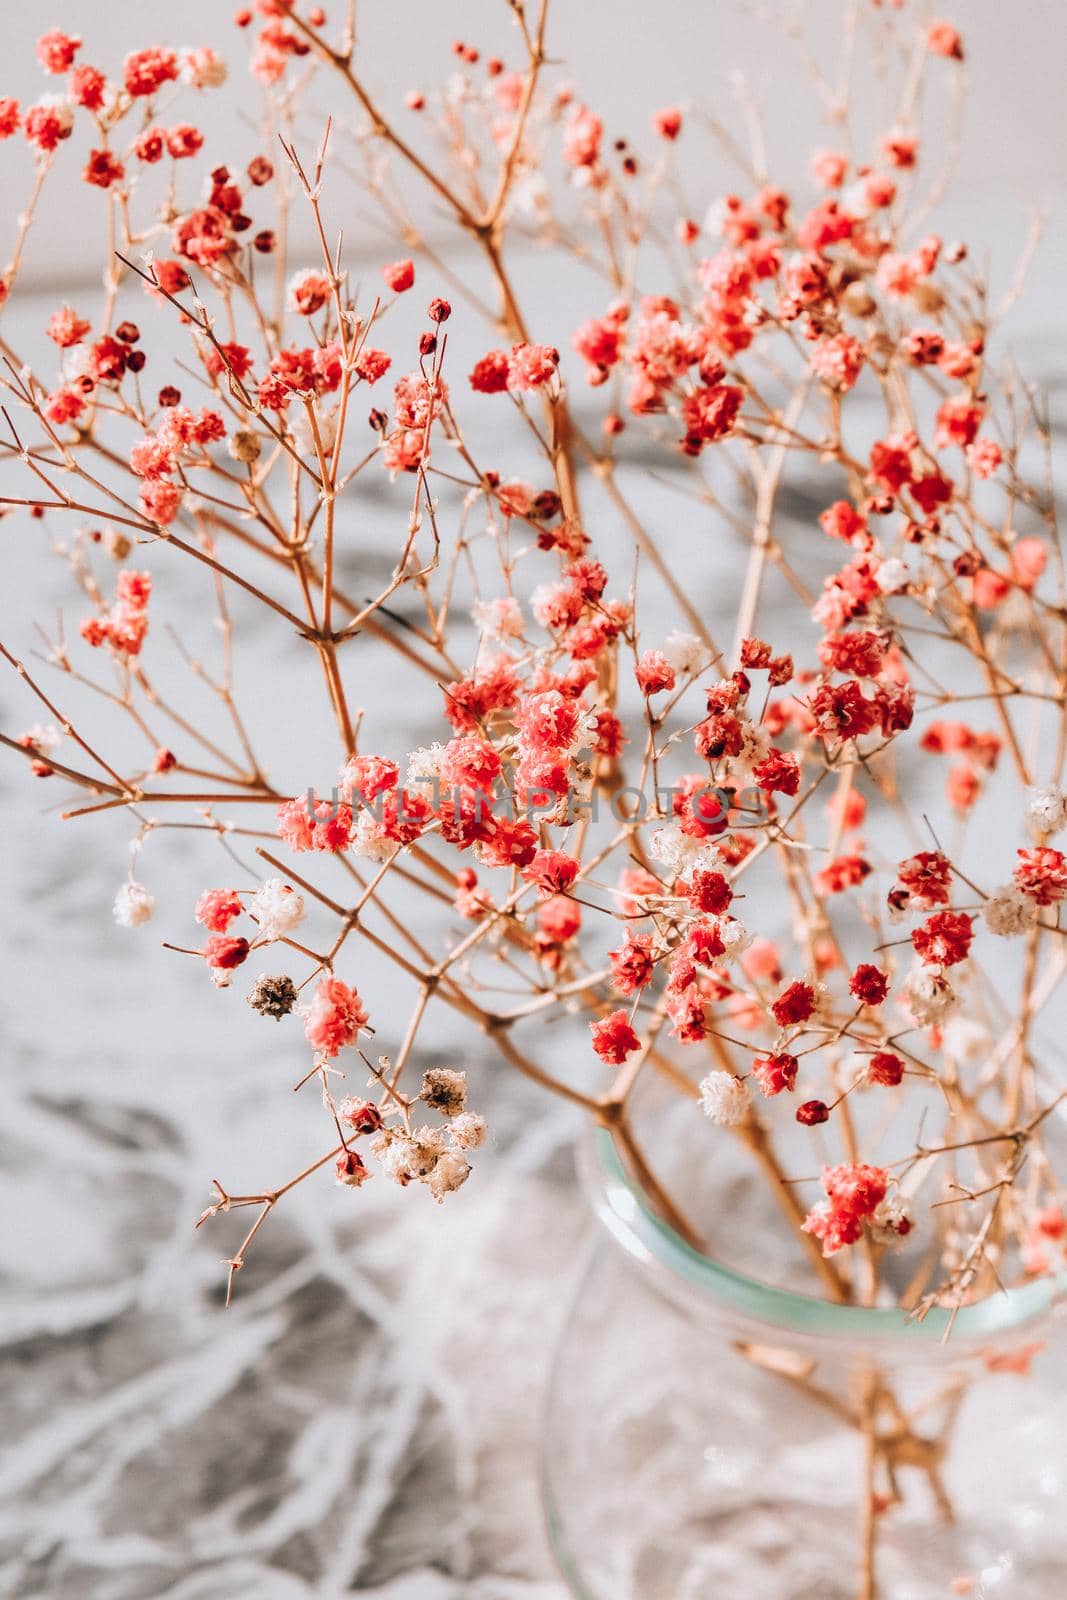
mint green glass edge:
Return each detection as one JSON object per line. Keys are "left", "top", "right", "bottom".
{"left": 591, "top": 1127, "right": 1067, "bottom": 1344}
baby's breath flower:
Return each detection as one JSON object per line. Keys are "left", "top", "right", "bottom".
{"left": 250, "top": 877, "right": 306, "bottom": 942}
{"left": 698, "top": 1070, "right": 751, "bottom": 1127}
{"left": 901, "top": 961, "right": 957, "bottom": 1026}
{"left": 448, "top": 1112, "right": 487, "bottom": 1150}
{"left": 419, "top": 1067, "right": 468, "bottom": 1115}
{"left": 425, "top": 1148, "right": 471, "bottom": 1201}
{"left": 982, "top": 886, "right": 1038, "bottom": 938}
{"left": 113, "top": 880, "right": 155, "bottom": 928}
{"left": 246, "top": 973, "right": 298, "bottom": 1020}
{"left": 1026, "top": 785, "right": 1067, "bottom": 837}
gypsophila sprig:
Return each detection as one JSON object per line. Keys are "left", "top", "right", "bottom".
{"left": 3, "top": 16, "right": 1067, "bottom": 1583}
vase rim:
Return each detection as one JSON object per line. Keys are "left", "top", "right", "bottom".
{"left": 584, "top": 1125, "right": 1067, "bottom": 1353}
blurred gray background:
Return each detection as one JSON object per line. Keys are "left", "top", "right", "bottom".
{"left": 1, "top": 4, "right": 1066, "bottom": 1598}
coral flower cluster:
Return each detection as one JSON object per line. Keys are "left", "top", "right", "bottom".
{"left": 1, "top": 4, "right": 1065, "bottom": 1362}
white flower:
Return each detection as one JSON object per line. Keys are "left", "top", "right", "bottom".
{"left": 875, "top": 557, "right": 910, "bottom": 595}
{"left": 181, "top": 46, "right": 227, "bottom": 89}
{"left": 698, "top": 1070, "right": 751, "bottom": 1127}
{"left": 113, "top": 880, "right": 155, "bottom": 928}
{"left": 1026, "top": 785, "right": 1067, "bottom": 838}
{"left": 702, "top": 198, "right": 730, "bottom": 239}
{"left": 719, "top": 917, "right": 749, "bottom": 957}
{"left": 650, "top": 823, "right": 715, "bottom": 877}
{"left": 377, "top": 1127, "right": 443, "bottom": 1185}
{"left": 737, "top": 722, "right": 770, "bottom": 766}
{"left": 404, "top": 743, "right": 445, "bottom": 784}
{"left": 424, "top": 1148, "right": 471, "bottom": 1201}
{"left": 448, "top": 1112, "right": 487, "bottom": 1150}
{"left": 250, "top": 877, "right": 305, "bottom": 941}
{"left": 290, "top": 401, "right": 337, "bottom": 458}
{"left": 663, "top": 630, "right": 708, "bottom": 676}
{"left": 350, "top": 809, "right": 395, "bottom": 864}
{"left": 901, "top": 961, "right": 956, "bottom": 1026}
{"left": 982, "top": 886, "right": 1038, "bottom": 938}
{"left": 23, "top": 722, "right": 61, "bottom": 755}
{"left": 473, "top": 596, "right": 524, "bottom": 641}
{"left": 870, "top": 1193, "right": 913, "bottom": 1250}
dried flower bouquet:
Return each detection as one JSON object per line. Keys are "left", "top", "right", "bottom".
{"left": 2, "top": 6, "right": 1066, "bottom": 1594}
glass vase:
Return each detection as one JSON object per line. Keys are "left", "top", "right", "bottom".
{"left": 542, "top": 1124, "right": 1067, "bottom": 1600}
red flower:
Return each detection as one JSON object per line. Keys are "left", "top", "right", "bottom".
{"left": 469, "top": 350, "right": 510, "bottom": 394}
{"left": 635, "top": 650, "right": 676, "bottom": 696}
{"left": 796, "top": 1099, "right": 830, "bottom": 1126}
{"left": 772, "top": 980, "right": 815, "bottom": 1027}
{"left": 750, "top": 748, "right": 799, "bottom": 798}
{"left": 202, "top": 935, "right": 250, "bottom": 970}
{"left": 522, "top": 849, "right": 580, "bottom": 897}
{"left": 682, "top": 869, "right": 733, "bottom": 917}
{"left": 849, "top": 964, "right": 888, "bottom": 1006}
{"left": 911, "top": 910, "right": 974, "bottom": 967}
{"left": 868, "top": 1052, "right": 905, "bottom": 1087}
{"left": 751, "top": 1052, "right": 798, "bottom": 1096}
{"left": 124, "top": 47, "right": 180, "bottom": 98}
{"left": 1014, "top": 847, "right": 1067, "bottom": 907}
{"left": 815, "top": 855, "right": 871, "bottom": 896}
{"left": 383, "top": 258, "right": 415, "bottom": 293}
{"left": 590, "top": 1008, "right": 641, "bottom": 1065}
{"left": 609, "top": 935, "right": 656, "bottom": 995}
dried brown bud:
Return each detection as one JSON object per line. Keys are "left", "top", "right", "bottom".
{"left": 228, "top": 429, "right": 262, "bottom": 464}
{"left": 247, "top": 974, "right": 299, "bottom": 1019}
{"left": 840, "top": 282, "right": 877, "bottom": 318}
{"left": 419, "top": 1067, "right": 468, "bottom": 1115}
{"left": 910, "top": 283, "right": 945, "bottom": 315}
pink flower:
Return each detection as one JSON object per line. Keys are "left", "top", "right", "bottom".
{"left": 382, "top": 258, "right": 415, "bottom": 293}
{"left": 507, "top": 342, "right": 559, "bottom": 391}
{"left": 139, "top": 480, "right": 183, "bottom": 526}
{"left": 195, "top": 888, "right": 244, "bottom": 933}
{"left": 23, "top": 97, "right": 74, "bottom": 153}
{"left": 124, "top": 47, "right": 180, "bottom": 98}
{"left": 1014, "top": 847, "right": 1067, "bottom": 907}
{"left": 809, "top": 149, "right": 848, "bottom": 189}
{"left": 304, "top": 976, "right": 368, "bottom": 1057}
{"left": 927, "top": 20, "right": 964, "bottom": 60}
{"left": 287, "top": 268, "right": 332, "bottom": 315}
{"left": 46, "top": 306, "right": 90, "bottom": 348}
{"left": 635, "top": 650, "right": 676, "bottom": 696}
{"left": 803, "top": 1163, "right": 890, "bottom": 1255}
{"left": 563, "top": 104, "right": 602, "bottom": 170}
{"left": 36, "top": 30, "right": 81, "bottom": 76}
{"left": 751, "top": 1053, "right": 798, "bottom": 1096}
{"left": 522, "top": 849, "right": 580, "bottom": 897}
{"left": 202, "top": 934, "right": 250, "bottom": 970}
{"left": 277, "top": 792, "right": 353, "bottom": 853}
{"left": 811, "top": 334, "right": 863, "bottom": 392}
{"left": 609, "top": 935, "right": 656, "bottom": 995}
